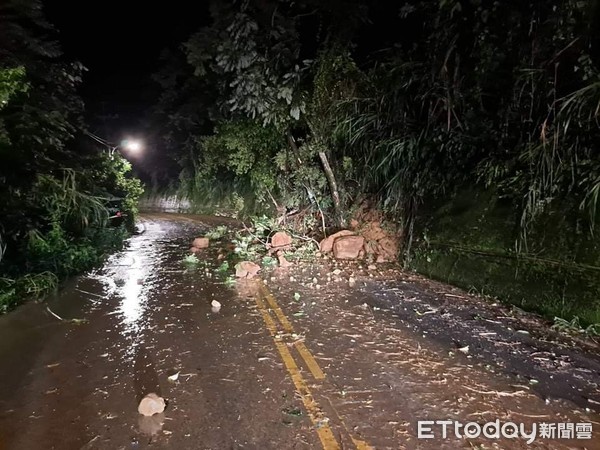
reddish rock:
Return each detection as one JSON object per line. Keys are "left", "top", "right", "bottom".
{"left": 362, "top": 222, "right": 387, "bottom": 242}
{"left": 364, "top": 240, "right": 378, "bottom": 255}
{"left": 376, "top": 237, "right": 399, "bottom": 262}
{"left": 271, "top": 231, "right": 292, "bottom": 248}
{"left": 235, "top": 261, "right": 261, "bottom": 278}
{"left": 350, "top": 219, "right": 360, "bottom": 229}
{"left": 278, "top": 254, "right": 293, "bottom": 267}
{"left": 192, "top": 237, "right": 209, "bottom": 249}
{"left": 333, "top": 235, "right": 365, "bottom": 260}
{"left": 190, "top": 246, "right": 201, "bottom": 254}
{"left": 319, "top": 230, "right": 355, "bottom": 253}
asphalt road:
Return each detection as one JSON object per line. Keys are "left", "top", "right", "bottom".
{"left": 0, "top": 214, "right": 598, "bottom": 449}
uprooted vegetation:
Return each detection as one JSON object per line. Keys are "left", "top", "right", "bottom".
{"left": 186, "top": 219, "right": 600, "bottom": 350}
{"left": 186, "top": 217, "right": 321, "bottom": 276}
{"left": 190, "top": 210, "right": 402, "bottom": 275}
{"left": 146, "top": 0, "right": 600, "bottom": 329}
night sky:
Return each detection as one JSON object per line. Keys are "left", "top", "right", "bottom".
{"left": 43, "top": 0, "right": 209, "bottom": 140}
{"left": 39, "top": 1, "right": 399, "bottom": 180}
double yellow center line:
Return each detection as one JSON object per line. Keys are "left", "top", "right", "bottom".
{"left": 254, "top": 281, "right": 373, "bottom": 450}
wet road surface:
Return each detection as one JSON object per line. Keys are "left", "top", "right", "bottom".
{"left": 0, "top": 214, "right": 598, "bottom": 449}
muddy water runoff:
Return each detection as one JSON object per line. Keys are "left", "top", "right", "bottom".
{"left": 0, "top": 214, "right": 598, "bottom": 449}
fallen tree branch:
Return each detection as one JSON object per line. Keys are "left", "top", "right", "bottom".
{"left": 463, "top": 386, "right": 528, "bottom": 397}
{"left": 46, "top": 306, "right": 65, "bottom": 321}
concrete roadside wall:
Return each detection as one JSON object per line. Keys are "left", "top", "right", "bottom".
{"left": 410, "top": 189, "right": 600, "bottom": 325}
{"left": 138, "top": 194, "right": 192, "bottom": 213}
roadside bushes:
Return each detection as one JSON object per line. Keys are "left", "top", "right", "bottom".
{"left": 0, "top": 0, "right": 144, "bottom": 311}
{"left": 24, "top": 220, "right": 128, "bottom": 277}
{"left": 0, "top": 164, "right": 140, "bottom": 312}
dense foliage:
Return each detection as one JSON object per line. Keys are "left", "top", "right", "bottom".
{"left": 150, "top": 0, "right": 600, "bottom": 324}
{"left": 153, "top": 1, "right": 600, "bottom": 228}
{"left": 0, "top": 0, "right": 143, "bottom": 311}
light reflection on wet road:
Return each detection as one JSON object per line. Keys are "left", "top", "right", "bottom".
{"left": 0, "top": 214, "right": 598, "bottom": 450}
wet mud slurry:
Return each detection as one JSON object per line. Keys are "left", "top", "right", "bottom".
{"left": 0, "top": 213, "right": 598, "bottom": 449}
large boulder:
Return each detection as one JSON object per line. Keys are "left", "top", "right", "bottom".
{"left": 192, "top": 237, "right": 209, "bottom": 249}
{"left": 333, "top": 236, "right": 365, "bottom": 260}
{"left": 319, "top": 230, "right": 355, "bottom": 253}
{"left": 235, "top": 261, "right": 261, "bottom": 278}
{"left": 271, "top": 231, "right": 293, "bottom": 248}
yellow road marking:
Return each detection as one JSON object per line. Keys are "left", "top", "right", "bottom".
{"left": 260, "top": 285, "right": 294, "bottom": 333}
{"left": 259, "top": 283, "right": 326, "bottom": 380}
{"left": 256, "top": 282, "right": 374, "bottom": 450}
{"left": 254, "top": 293, "right": 341, "bottom": 450}
{"left": 350, "top": 437, "right": 374, "bottom": 450}
{"left": 324, "top": 395, "right": 376, "bottom": 450}
{"left": 294, "top": 341, "right": 326, "bottom": 380}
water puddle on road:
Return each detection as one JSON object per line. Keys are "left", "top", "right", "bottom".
{"left": 0, "top": 214, "right": 598, "bottom": 449}
{"left": 0, "top": 215, "right": 318, "bottom": 449}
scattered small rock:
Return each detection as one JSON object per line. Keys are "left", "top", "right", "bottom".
{"left": 271, "top": 231, "right": 293, "bottom": 248}
{"left": 138, "top": 393, "right": 166, "bottom": 416}
{"left": 458, "top": 345, "right": 470, "bottom": 355}
{"left": 235, "top": 261, "right": 261, "bottom": 278}
{"left": 192, "top": 237, "right": 210, "bottom": 249}
{"left": 211, "top": 300, "right": 222, "bottom": 312}
{"left": 278, "top": 254, "right": 293, "bottom": 267}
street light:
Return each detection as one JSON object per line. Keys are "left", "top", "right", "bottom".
{"left": 113, "top": 139, "right": 143, "bottom": 157}
{"left": 124, "top": 139, "right": 142, "bottom": 153}
{"left": 85, "top": 131, "right": 143, "bottom": 158}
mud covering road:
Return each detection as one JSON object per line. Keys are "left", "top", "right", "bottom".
{"left": 0, "top": 213, "right": 598, "bottom": 449}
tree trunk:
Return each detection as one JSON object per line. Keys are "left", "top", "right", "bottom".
{"left": 286, "top": 130, "right": 301, "bottom": 164}
{"left": 318, "top": 150, "right": 345, "bottom": 228}
{"left": 403, "top": 197, "right": 416, "bottom": 268}
{"left": 286, "top": 130, "right": 345, "bottom": 228}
